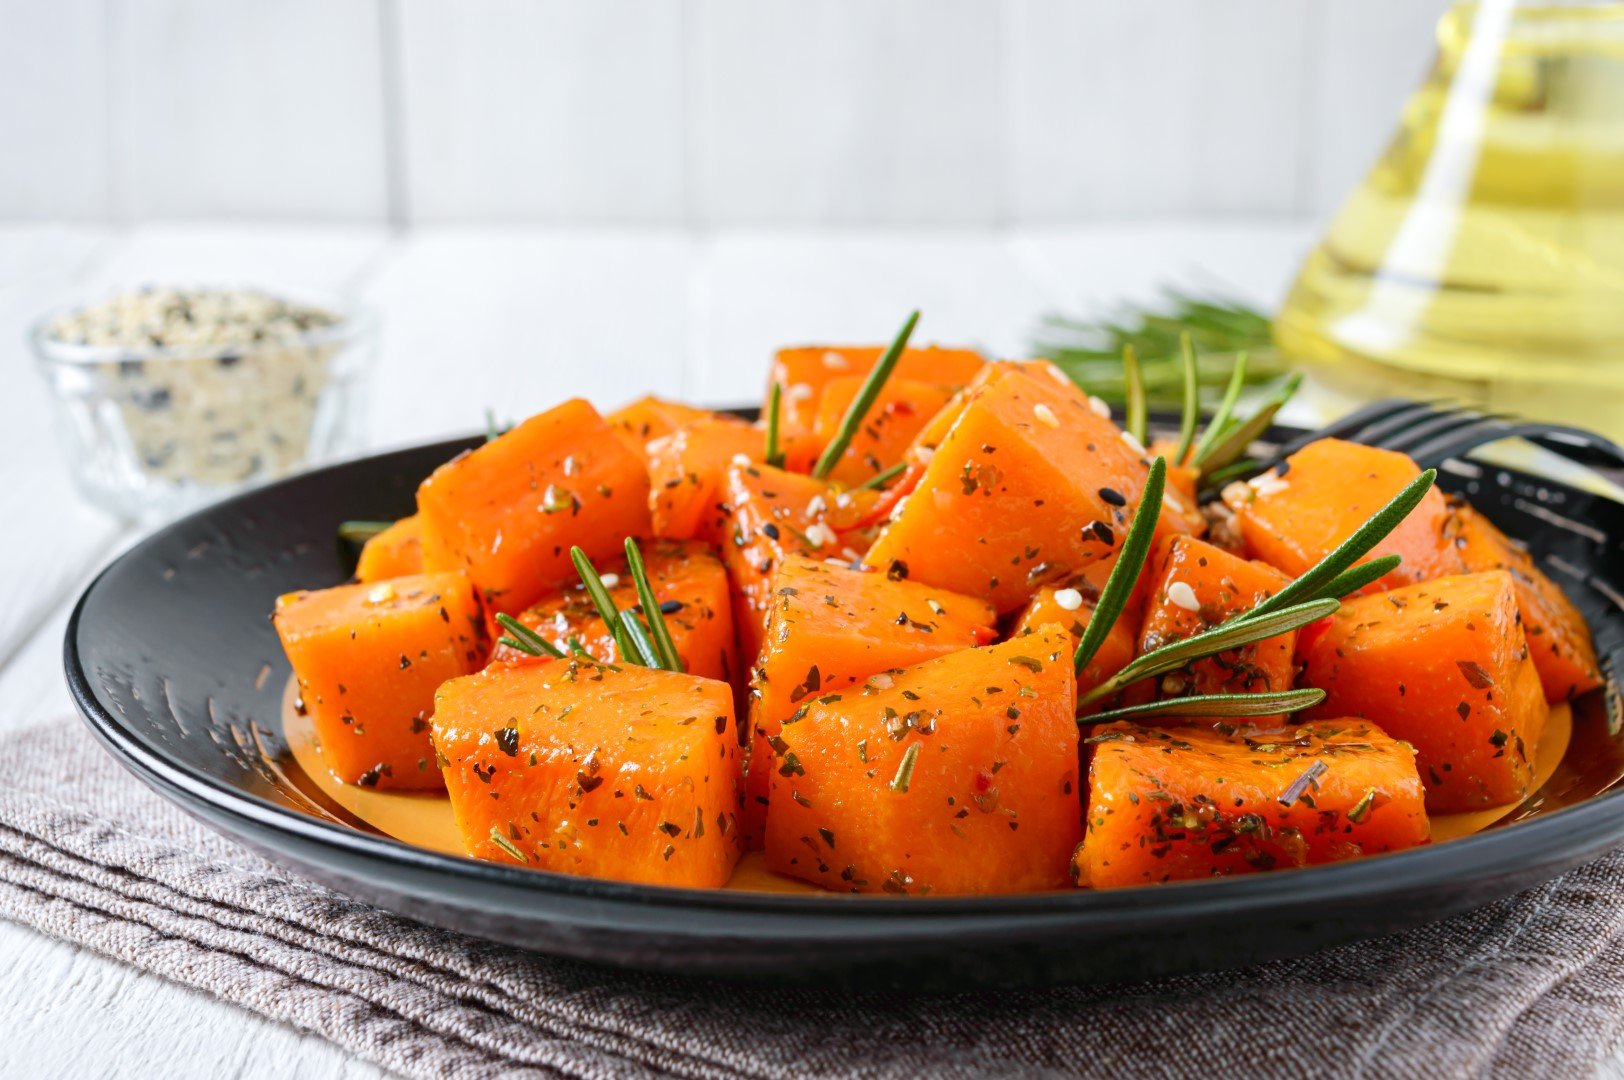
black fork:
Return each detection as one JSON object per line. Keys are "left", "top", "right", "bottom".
{"left": 1252, "top": 398, "right": 1624, "bottom": 476}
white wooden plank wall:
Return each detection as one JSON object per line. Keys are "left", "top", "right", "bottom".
{"left": 2, "top": 0, "right": 1451, "bottom": 224}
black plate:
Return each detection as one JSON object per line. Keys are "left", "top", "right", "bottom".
{"left": 65, "top": 422, "right": 1624, "bottom": 988}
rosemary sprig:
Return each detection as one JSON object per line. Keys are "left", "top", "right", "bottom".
{"left": 764, "top": 381, "right": 785, "bottom": 469}
{"left": 485, "top": 408, "right": 511, "bottom": 442}
{"left": 1078, "top": 598, "right": 1339, "bottom": 708}
{"left": 1193, "top": 372, "right": 1302, "bottom": 476}
{"left": 1172, "top": 332, "right": 1199, "bottom": 466}
{"left": 624, "top": 537, "right": 684, "bottom": 673}
{"left": 338, "top": 520, "right": 393, "bottom": 544}
{"left": 1238, "top": 470, "right": 1436, "bottom": 624}
{"left": 494, "top": 613, "right": 565, "bottom": 659}
{"left": 1083, "top": 688, "right": 1325, "bottom": 726}
{"left": 1191, "top": 351, "right": 1247, "bottom": 466}
{"left": 855, "top": 461, "right": 907, "bottom": 491}
{"left": 570, "top": 546, "right": 642, "bottom": 665}
{"left": 812, "top": 310, "right": 920, "bottom": 479}
{"left": 1122, "top": 344, "right": 1148, "bottom": 448}
{"left": 619, "top": 609, "right": 663, "bottom": 669}
{"left": 1320, "top": 555, "right": 1402, "bottom": 601}
{"left": 1074, "top": 457, "right": 1165, "bottom": 675}
{"left": 1034, "top": 291, "right": 1282, "bottom": 406}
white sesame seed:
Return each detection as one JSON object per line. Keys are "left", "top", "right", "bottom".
{"left": 786, "top": 383, "right": 814, "bottom": 402}
{"left": 1088, "top": 395, "right": 1112, "bottom": 418}
{"left": 1165, "top": 488, "right": 1189, "bottom": 515}
{"left": 1221, "top": 481, "right": 1254, "bottom": 509}
{"left": 1033, "top": 402, "right": 1060, "bottom": 428}
{"left": 731, "top": 453, "right": 752, "bottom": 467}
{"left": 822, "top": 351, "right": 849, "bottom": 370}
{"left": 1167, "top": 580, "right": 1200, "bottom": 612}
{"left": 366, "top": 583, "right": 396, "bottom": 604}
{"left": 915, "top": 445, "right": 935, "bottom": 464}
{"left": 1053, "top": 587, "right": 1084, "bottom": 611}
{"left": 599, "top": 573, "right": 621, "bottom": 589}
{"left": 1121, "top": 429, "right": 1147, "bottom": 454}
{"left": 645, "top": 435, "right": 674, "bottom": 458}
{"left": 805, "top": 494, "right": 827, "bottom": 517}
{"left": 868, "top": 672, "right": 894, "bottom": 690}
{"left": 1045, "top": 363, "right": 1071, "bottom": 385}
{"left": 804, "top": 522, "right": 838, "bottom": 549}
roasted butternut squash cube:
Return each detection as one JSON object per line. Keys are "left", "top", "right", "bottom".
{"left": 1447, "top": 501, "right": 1601, "bottom": 702}
{"left": 864, "top": 366, "right": 1196, "bottom": 612}
{"left": 416, "top": 399, "right": 651, "bottom": 616}
{"left": 606, "top": 396, "right": 713, "bottom": 463}
{"left": 1299, "top": 570, "right": 1549, "bottom": 812}
{"left": 433, "top": 659, "right": 742, "bottom": 887}
{"left": 274, "top": 571, "right": 484, "bottom": 790}
{"left": 768, "top": 343, "right": 985, "bottom": 445}
{"left": 1139, "top": 535, "right": 1297, "bottom": 708}
{"left": 782, "top": 377, "right": 960, "bottom": 487}
{"left": 355, "top": 515, "right": 424, "bottom": 582}
{"left": 490, "top": 539, "right": 737, "bottom": 683}
{"left": 1227, "top": 438, "right": 1461, "bottom": 593}
{"left": 1011, "top": 575, "right": 1136, "bottom": 715}
{"left": 765, "top": 627, "right": 1081, "bottom": 895}
{"left": 742, "top": 556, "right": 997, "bottom": 845}
{"left": 1076, "top": 720, "right": 1429, "bottom": 888}
{"left": 720, "top": 462, "right": 881, "bottom": 660}
{"left": 647, "top": 415, "right": 762, "bottom": 542}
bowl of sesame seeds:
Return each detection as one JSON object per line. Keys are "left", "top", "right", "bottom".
{"left": 31, "top": 286, "right": 376, "bottom": 521}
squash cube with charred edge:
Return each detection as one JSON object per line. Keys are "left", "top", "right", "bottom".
{"left": 1139, "top": 535, "right": 1298, "bottom": 714}
{"left": 490, "top": 539, "right": 736, "bottom": 684}
{"left": 864, "top": 365, "right": 1197, "bottom": 614}
{"left": 720, "top": 461, "right": 882, "bottom": 662}
{"left": 274, "top": 571, "right": 484, "bottom": 791}
{"left": 741, "top": 555, "right": 997, "bottom": 847}
{"left": 1226, "top": 438, "right": 1462, "bottom": 594}
{"left": 1299, "top": 570, "right": 1549, "bottom": 812}
{"left": 355, "top": 514, "right": 424, "bottom": 582}
{"left": 605, "top": 396, "right": 714, "bottom": 464}
{"left": 416, "top": 398, "right": 651, "bottom": 616}
{"left": 765, "top": 626, "right": 1081, "bottom": 895}
{"left": 1076, "top": 720, "right": 1429, "bottom": 888}
{"left": 1446, "top": 500, "right": 1601, "bottom": 703}
{"left": 433, "top": 659, "right": 742, "bottom": 888}
{"left": 647, "top": 415, "right": 762, "bottom": 543}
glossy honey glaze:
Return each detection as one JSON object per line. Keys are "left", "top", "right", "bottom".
{"left": 281, "top": 677, "right": 1588, "bottom": 892}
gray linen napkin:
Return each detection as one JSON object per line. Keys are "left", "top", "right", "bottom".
{"left": 3, "top": 719, "right": 1623, "bottom": 1080}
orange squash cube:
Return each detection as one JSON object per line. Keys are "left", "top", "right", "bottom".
{"left": 489, "top": 540, "right": 737, "bottom": 683}
{"left": 741, "top": 555, "right": 997, "bottom": 845}
{"left": 768, "top": 343, "right": 985, "bottom": 444}
{"left": 647, "top": 415, "right": 762, "bottom": 542}
{"left": 605, "top": 396, "right": 713, "bottom": 463}
{"left": 416, "top": 399, "right": 651, "bottom": 616}
{"left": 1076, "top": 720, "right": 1429, "bottom": 888}
{"left": 765, "top": 626, "right": 1081, "bottom": 894}
{"left": 782, "top": 377, "right": 960, "bottom": 487}
{"left": 274, "top": 571, "right": 484, "bottom": 790}
{"left": 1299, "top": 570, "right": 1549, "bottom": 812}
{"left": 355, "top": 514, "right": 424, "bottom": 582}
{"left": 1446, "top": 501, "right": 1601, "bottom": 702}
{"left": 1139, "top": 535, "right": 1298, "bottom": 707}
{"left": 720, "top": 461, "right": 881, "bottom": 661}
{"left": 1227, "top": 438, "right": 1462, "bottom": 593}
{"left": 433, "top": 659, "right": 742, "bottom": 887}
{"left": 1011, "top": 575, "right": 1136, "bottom": 714}
{"left": 865, "top": 366, "right": 1196, "bottom": 612}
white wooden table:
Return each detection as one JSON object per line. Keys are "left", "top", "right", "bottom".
{"left": 0, "top": 219, "right": 1357, "bottom": 1077}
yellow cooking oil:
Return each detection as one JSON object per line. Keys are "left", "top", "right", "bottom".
{"left": 1275, "top": 2, "right": 1624, "bottom": 441}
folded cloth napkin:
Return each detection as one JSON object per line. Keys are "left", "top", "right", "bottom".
{"left": 3, "top": 720, "right": 1623, "bottom": 1080}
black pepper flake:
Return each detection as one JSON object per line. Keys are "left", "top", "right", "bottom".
{"left": 494, "top": 724, "right": 519, "bottom": 756}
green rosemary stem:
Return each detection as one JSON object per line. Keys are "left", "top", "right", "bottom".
{"left": 624, "top": 537, "right": 684, "bottom": 673}
{"left": 1074, "top": 458, "right": 1165, "bottom": 675}
{"left": 812, "top": 310, "right": 920, "bottom": 480}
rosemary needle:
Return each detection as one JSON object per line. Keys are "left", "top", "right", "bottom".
{"left": 812, "top": 310, "right": 920, "bottom": 480}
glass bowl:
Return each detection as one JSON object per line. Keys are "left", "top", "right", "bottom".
{"left": 30, "top": 287, "right": 377, "bottom": 522}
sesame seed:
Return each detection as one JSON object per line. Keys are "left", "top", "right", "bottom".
{"left": 1120, "top": 429, "right": 1146, "bottom": 454}
{"left": 1168, "top": 580, "right": 1201, "bottom": 612}
{"left": 1033, "top": 403, "right": 1060, "bottom": 428}
{"left": 599, "top": 573, "right": 621, "bottom": 589}
{"left": 1053, "top": 587, "right": 1084, "bottom": 611}
{"left": 1088, "top": 395, "right": 1112, "bottom": 418}
{"left": 822, "top": 351, "right": 849, "bottom": 370}
{"left": 731, "top": 453, "right": 752, "bottom": 467}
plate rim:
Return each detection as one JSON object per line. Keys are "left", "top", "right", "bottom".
{"left": 63, "top": 428, "right": 1624, "bottom": 924}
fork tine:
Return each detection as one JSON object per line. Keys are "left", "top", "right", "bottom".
{"left": 1252, "top": 398, "right": 1420, "bottom": 472}
{"left": 1380, "top": 409, "right": 1506, "bottom": 455}
{"left": 1345, "top": 400, "right": 1451, "bottom": 451}
{"left": 1411, "top": 419, "right": 1624, "bottom": 471}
